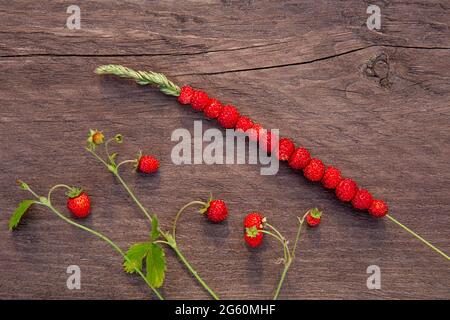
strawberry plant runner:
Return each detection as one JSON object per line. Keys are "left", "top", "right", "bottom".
{"left": 96, "top": 64, "right": 449, "bottom": 262}
{"left": 9, "top": 181, "right": 164, "bottom": 300}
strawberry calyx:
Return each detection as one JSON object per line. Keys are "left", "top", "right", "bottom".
{"left": 198, "top": 193, "right": 213, "bottom": 214}
{"left": 133, "top": 150, "right": 144, "bottom": 170}
{"left": 309, "top": 208, "right": 322, "bottom": 219}
{"left": 245, "top": 226, "right": 261, "bottom": 238}
{"left": 66, "top": 187, "right": 83, "bottom": 199}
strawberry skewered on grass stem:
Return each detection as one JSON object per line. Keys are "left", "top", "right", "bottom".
{"left": 96, "top": 64, "right": 450, "bottom": 262}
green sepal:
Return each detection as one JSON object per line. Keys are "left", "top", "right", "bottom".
{"left": 108, "top": 152, "right": 118, "bottom": 165}
{"left": 17, "top": 180, "right": 30, "bottom": 191}
{"left": 198, "top": 193, "right": 213, "bottom": 214}
{"left": 66, "top": 187, "right": 83, "bottom": 198}
{"left": 309, "top": 208, "right": 322, "bottom": 219}
{"left": 245, "top": 226, "right": 260, "bottom": 238}
{"left": 114, "top": 134, "right": 123, "bottom": 143}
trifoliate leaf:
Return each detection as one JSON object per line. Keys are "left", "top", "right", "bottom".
{"left": 123, "top": 242, "right": 151, "bottom": 273}
{"left": 9, "top": 200, "right": 35, "bottom": 231}
{"left": 145, "top": 243, "right": 166, "bottom": 288}
{"left": 151, "top": 215, "right": 160, "bottom": 240}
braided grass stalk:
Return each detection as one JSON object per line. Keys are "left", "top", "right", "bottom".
{"left": 95, "top": 64, "right": 180, "bottom": 97}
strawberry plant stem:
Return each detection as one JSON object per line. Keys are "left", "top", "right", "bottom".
{"left": 88, "top": 148, "right": 220, "bottom": 299}
{"left": 272, "top": 213, "right": 308, "bottom": 300}
{"left": 24, "top": 185, "right": 164, "bottom": 300}
{"left": 45, "top": 203, "right": 164, "bottom": 300}
{"left": 273, "top": 261, "right": 292, "bottom": 300}
{"left": 117, "top": 159, "right": 137, "bottom": 169}
{"left": 386, "top": 214, "right": 450, "bottom": 261}
{"left": 170, "top": 244, "right": 220, "bottom": 300}
{"left": 172, "top": 200, "right": 206, "bottom": 239}
{"left": 113, "top": 171, "right": 153, "bottom": 223}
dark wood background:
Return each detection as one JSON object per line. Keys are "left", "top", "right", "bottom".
{"left": 0, "top": 0, "right": 449, "bottom": 300}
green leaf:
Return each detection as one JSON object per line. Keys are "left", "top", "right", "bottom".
{"left": 123, "top": 242, "right": 151, "bottom": 273}
{"left": 151, "top": 215, "right": 160, "bottom": 240}
{"left": 9, "top": 200, "right": 35, "bottom": 231}
{"left": 145, "top": 243, "right": 166, "bottom": 288}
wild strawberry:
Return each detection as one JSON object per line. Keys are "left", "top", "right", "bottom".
{"left": 335, "top": 178, "right": 358, "bottom": 202}
{"left": 203, "top": 199, "right": 228, "bottom": 223}
{"left": 235, "top": 116, "right": 254, "bottom": 133}
{"left": 288, "top": 147, "right": 311, "bottom": 170}
{"left": 352, "top": 189, "right": 373, "bottom": 210}
{"left": 92, "top": 132, "right": 104, "bottom": 145}
{"left": 178, "top": 85, "right": 194, "bottom": 105}
{"left": 190, "top": 90, "right": 210, "bottom": 111}
{"left": 277, "top": 138, "right": 295, "bottom": 161}
{"left": 66, "top": 188, "right": 91, "bottom": 218}
{"left": 218, "top": 105, "right": 240, "bottom": 128}
{"left": 138, "top": 155, "right": 160, "bottom": 174}
{"left": 303, "top": 158, "right": 325, "bottom": 182}
{"left": 244, "top": 226, "right": 263, "bottom": 248}
{"left": 306, "top": 208, "right": 322, "bottom": 227}
{"left": 87, "top": 129, "right": 105, "bottom": 149}
{"left": 322, "top": 166, "right": 342, "bottom": 189}
{"left": 203, "top": 98, "right": 223, "bottom": 119}
{"left": 244, "top": 212, "right": 265, "bottom": 229}
{"left": 260, "top": 130, "right": 278, "bottom": 154}
{"left": 369, "top": 199, "right": 388, "bottom": 218}
{"left": 247, "top": 123, "right": 264, "bottom": 142}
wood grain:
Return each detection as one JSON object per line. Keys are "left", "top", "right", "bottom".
{"left": 0, "top": 0, "right": 449, "bottom": 300}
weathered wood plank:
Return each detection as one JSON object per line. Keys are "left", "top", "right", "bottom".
{"left": 0, "top": 1, "right": 449, "bottom": 299}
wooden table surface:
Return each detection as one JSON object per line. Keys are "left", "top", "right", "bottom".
{"left": 0, "top": 1, "right": 449, "bottom": 300}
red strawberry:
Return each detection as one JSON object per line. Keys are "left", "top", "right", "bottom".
{"left": 67, "top": 189, "right": 91, "bottom": 218}
{"left": 277, "top": 138, "right": 295, "bottom": 161}
{"left": 352, "top": 189, "right": 373, "bottom": 210}
{"left": 244, "top": 226, "right": 263, "bottom": 248}
{"left": 203, "top": 98, "right": 223, "bottom": 119}
{"left": 138, "top": 155, "right": 160, "bottom": 174}
{"left": 369, "top": 199, "right": 388, "bottom": 218}
{"left": 260, "top": 130, "right": 278, "bottom": 154}
{"left": 306, "top": 208, "right": 322, "bottom": 227}
{"left": 322, "top": 166, "right": 342, "bottom": 189}
{"left": 288, "top": 147, "right": 311, "bottom": 170}
{"left": 247, "top": 123, "right": 264, "bottom": 142}
{"left": 303, "top": 158, "right": 325, "bottom": 182}
{"left": 244, "top": 212, "right": 265, "bottom": 229}
{"left": 235, "top": 116, "right": 254, "bottom": 133}
{"left": 218, "top": 105, "right": 240, "bottom": 128}
{"left": 204, "top": 199, "right": 228, "bottom": 223}
{"left": 178, "top": 85, "right": 194, "bottom": 105}
{"left": 190, "top": 90, "right": 210, "bottom": 111}
{"left": 335, "top": 178, "right": 358, "bottom": 202}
